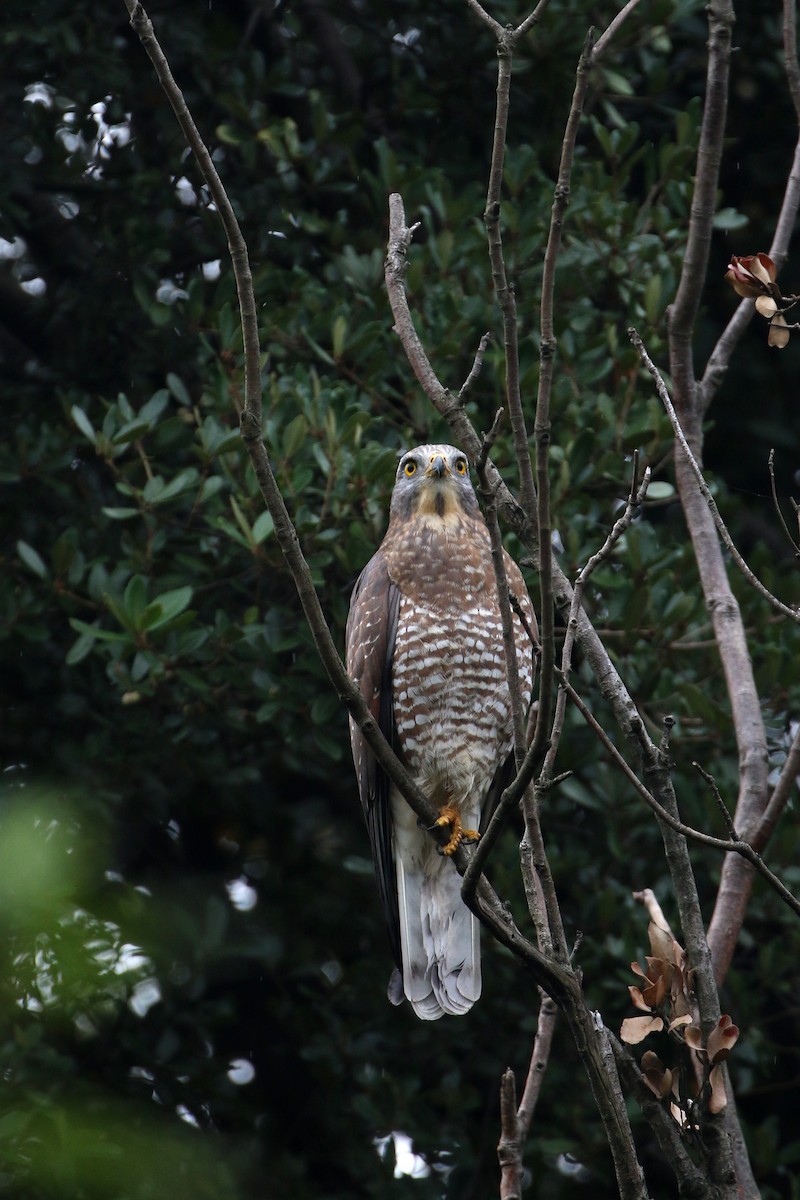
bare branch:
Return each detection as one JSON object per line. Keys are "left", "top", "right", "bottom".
{"left": 768, "top": 449, "right": 800, "bottom": 557}
{"left": 541, "top": 458, "right": 650, "bottom": 785}
{"left": 784, "top": 0, "right": 800, "bottom": 125}
{"left": 498, "top": 992, "right": 559, "bottom": 1198}
{"left": 631, "top": 327, "right": 800, "bottom": 626}
{"left": 517, "top": 992, "right": 558, "bottom": 1140}
{"left": 693, "top": 761, "right": 739, "bottom": 841}
{"left": 498, "top": 1069, "right": 522, "bottom": 1200}
{"left": 464, "top": 0, "right": 504, "bottom": 37}
{"left": 483, "top": 35, "right": 537, "bottom": 520}
{"left": 515, "top": 1, "right": 552, "bottom": 40}
{"left": 760, "top": 719, "right": 800, "bottom": 845}
{"left": 477, "top": 408, "right": 505, "bottom": 471}
{"left": 591, "top": 0, "right": 645, "bottom": 62}
{"left": 564, "top": 677, "right": 800, "bottom": 919}
{"left": 610, "top": 1032, "right": 712, "bottom": 1196}
{"left": 533, "top": 27, "right": 595, "bottom": 799}
{"left": 668, "top": 0, "right": 734, "bottom": 384}
{"left": 385, "top": 199, "right": 456, "bottom": 419}
{"left": 385, "top": 194, "right": 532, "bottom": 535}
{"left": 700, "top": 0, "right": 800, "bottom": 409}
{"left": 460, "top": 332, "right": 493, "bottom": 402}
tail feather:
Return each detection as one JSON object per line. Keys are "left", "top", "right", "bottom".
{"left": 395, "top": 840, "right": 481, "bottom": 1020}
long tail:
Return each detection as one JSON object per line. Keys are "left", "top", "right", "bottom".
{"left": 394, "top": 847, "right": 481, "bottom": 1020}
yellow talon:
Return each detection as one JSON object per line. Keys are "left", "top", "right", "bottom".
{"left": 433, "top": 805, "right": 481, "bottom": 855}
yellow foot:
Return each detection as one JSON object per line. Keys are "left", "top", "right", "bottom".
{"left": 432, "top": 804, "right": 481, "bottom": 856}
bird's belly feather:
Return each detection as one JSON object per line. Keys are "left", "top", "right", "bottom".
{"left": 392, "top": 597, "right": 531, "bottom": 804}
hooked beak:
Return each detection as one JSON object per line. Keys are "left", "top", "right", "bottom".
{"left": 426, "top": 453, "right": 450, "bottom": 479}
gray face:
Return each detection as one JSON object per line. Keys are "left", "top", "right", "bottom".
{"left": 390, "top": 443, "right": 480, "bottom": 521}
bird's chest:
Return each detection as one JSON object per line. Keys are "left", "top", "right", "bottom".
{"left": 391, "top": 588, "right": 510, "bottom": 795}
{"left": 382, "top": 516, "right": 522, "bottom": 797}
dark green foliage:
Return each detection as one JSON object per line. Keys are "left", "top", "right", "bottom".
{"left": 2, "top": 0, "right": 800, "bottom": 1196}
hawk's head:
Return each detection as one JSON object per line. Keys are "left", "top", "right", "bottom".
{"left": 390, "top": 444, "right": 480, "bottom": 523}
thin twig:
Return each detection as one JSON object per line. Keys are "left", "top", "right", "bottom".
{"left": 519, "top": 833, "right": 555, "bottom": 957}
{"left": 591, "top": 0, "right": 644, "bottom": 61}
{"left": 693, "top": 762, "right": 739, "bottom": 840}
{"left": 498, "top": 1069, "right": 522, "bottom": 1200}
{"left": 563, "top": 676, "right": 800, "bottom": 919}
{"left": 668, "top": 0, "right": 734, "bottom": 407}
{"left": 517, "top": 992, "right": 559, "bottom": 1140}
{"left": 460, "top": 332, "right": 493, "bottom": 401}
{"left": 464, "top": 0, "right": 503, "bottom": 37}
{"left": 760, "top": 720, "right": 800, "bottom": 844}
{"left": 385, "top": 194, "right": 531, "bottom": 533}
{"left": 784, "top": 0, "right": 800, "bottom": 126}
{"left": 541, "top": 457, "right": 650, "bottom": 786}
{"left": 533, "top": 27, "right": 596, "bottom": 808}
{"left": 515, "top": 1, "right": 552, "bottom": 40}
{"left": 631, "top": 328, "right": 800, "bottom": 627}
{"left": 768, "top": 449, "right": 800, "bottom": 557}
{"left": 483, "top": 34, "right": 537, "bottom": 521}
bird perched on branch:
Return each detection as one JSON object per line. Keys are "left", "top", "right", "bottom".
{"left": 346, "top": 443, "right": 536, "bottom": 1019}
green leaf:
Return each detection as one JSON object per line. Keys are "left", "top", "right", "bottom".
{"left": 644, "top": 275, "right": 663, "bottom": 326}
{"left": 138, "top": 389, "right": 170, "bottom": 424}
{"left": 70, "top": 405, "right": 97, "bottom": 444}
{"left": 283, "top": 414, "right": 308, "bottom": 460}
{"left": 299, "top": 329, "right": 335, "bottom": 367}
{"left": 101, "top": 507, "right": 141, "bottom": 521}
{"left": 229, "top": 495, "right": 255, "bottom": 546}
{"left": 65, "top": 628, "right": 97, "bottom": 665}
{"left": 51, "top": 530, "right": 78, "bottom": 577}
{"left": 211, "top": 515, "right": 252, "bottom": 549}
{"left": 331, "top": 315, "right": 347, "bottom": 359}
{"left": 216, "top": 123, "right": 243, "bottom": 146}
{"left": 16, "top": 540, "right": 48, "bottom": 579}
{"left": 69, "top": 618, "right": 129, "bottom": 644}
{"left": 166, "top": 372, "right": 192, "bottom": 406}
{"left": 252, "top": 511, "right": 274, "bottom": 544}
{"left": 645, "top": 481, "right": 675, "bottom": 502}
{"left": 140, "top": 586, "right": 194, "bottom": 633}
{"left": 143, "top": 476, "right": 165, "bottom": 504}
{"left": 123, "top": 575, "right": 149, "bottom": 627}
{"left": 713, "top": 206, "right": 749, "bottom": 231}
{"left": 601, "top": 68, "right": 634, "bottom": 96}
{"left": 150, "top": 469, "right": 199, "bottom": 505}
{"left": 112, "top": 419, "right": 152, "bottom": 445}
{"left": 198, "top": 476, "right": 226, "bottom": 503}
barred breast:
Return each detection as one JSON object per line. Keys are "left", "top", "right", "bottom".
{"left": 387, "top": 516, "right": 534, "bottom": 805}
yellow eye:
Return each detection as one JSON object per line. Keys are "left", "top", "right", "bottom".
{"left": 455, "top": 459, "right": 468, "bottom": 475}
{"left": 403, "top": 461, "right": 417, "bottom": 477}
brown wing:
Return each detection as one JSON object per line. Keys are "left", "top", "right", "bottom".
{"left": 345, "top": 548, "right": 401, "bottom": 968}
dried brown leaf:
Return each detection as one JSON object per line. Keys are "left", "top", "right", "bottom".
{"left": 707, "top": 1014, "right": 740, "bottom": 1064}
{"left": 709, "top": 1064, "right": 728, "bottom": 1113}
{"left": 628, "top": 985, "right": 651, "bottom": 1012}
{"left": 684, "top": 1025, "right": 703, "bottom": 1051}
{"left": 648, "top": 922, "right": 675, "bottom": 964}
{"left": 768, "top": 313, "right": 790, "bottom": 348}
{"left": 621, "top": 1015, "right": 664, "bottom": 1045}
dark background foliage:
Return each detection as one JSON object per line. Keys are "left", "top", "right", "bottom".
{"left": 2, "top": 0, "right": 800, "bottom": 1196}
